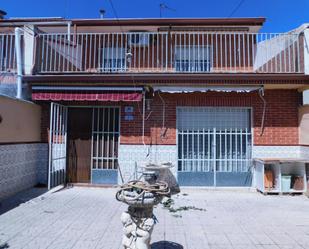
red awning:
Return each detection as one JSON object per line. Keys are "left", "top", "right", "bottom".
{"left": 32, "top": 92, "right": 142, "bottom": 102}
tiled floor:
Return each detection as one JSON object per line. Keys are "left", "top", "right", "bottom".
{"left": 1, "top": 187, "right": 309, "bottom": 249}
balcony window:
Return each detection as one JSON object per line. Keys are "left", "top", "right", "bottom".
{"left": 100, "top": 47, "right": 126, "bottom": 72}
{"left": 174, "top": 45, "right": 212, "bottom": 72}
{"left": 129, "top": 33, "right": 150, "bottom": 47}
{"left": 0, "top": 35, "right": 15, "bottom": 72}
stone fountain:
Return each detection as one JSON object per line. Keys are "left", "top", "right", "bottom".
{"left": 116, "top": 163, "right": 178, "bottom": 249}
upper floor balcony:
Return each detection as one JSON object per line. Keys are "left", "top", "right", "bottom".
{"left": 35, "top": 31, "right": 305, "bottom": 74}
{"left": 0, "top": 30, "right": 306, "bottom": 75}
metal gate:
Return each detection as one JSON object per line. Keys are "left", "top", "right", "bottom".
{"left": 177, "top": 107, "right": 252, "bottom": 186}
{"left": 48, "top": 103, "right": 68, "bottom": 189}
{"left": 91, "top": 107, "right": 120, "bottom": 184}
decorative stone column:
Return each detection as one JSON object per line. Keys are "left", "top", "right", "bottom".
{"left": 116, "top": 163, "right": 178, "bottom": 249}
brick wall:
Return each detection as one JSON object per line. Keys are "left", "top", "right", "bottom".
{"left": 40, "top": 103, "right": 50, "bottom": 143}
{"left": 120, "top": 89, "right": 301, "bottom": 146}
{"left": 39, "top": 89, "right": 301, "bottom": 146}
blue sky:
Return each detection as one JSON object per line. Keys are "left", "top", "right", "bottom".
{"left": 1, "top": 0, "right": 309, "bottom": 32}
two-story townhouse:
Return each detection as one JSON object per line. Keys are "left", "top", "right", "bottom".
{"left": 1, "top": 16, "right": 309, "bottom": 190}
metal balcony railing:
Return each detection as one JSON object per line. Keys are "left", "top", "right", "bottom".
{"left": 36, "top": 32, "right": 304, "bottom": 74}
{"left": 0, "top": 34, "right": 16, "bottom": 73}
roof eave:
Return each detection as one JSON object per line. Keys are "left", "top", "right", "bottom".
{"left": 0, "top": 17, "right": 266, "bottom": 27}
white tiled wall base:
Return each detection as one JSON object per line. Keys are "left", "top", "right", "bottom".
{"left": 118, "top": 144, "right": 177, "bottom": 183}
{"left": 118, "top": 145, "right": 309, "bottom": 184}
{"left": 252, "top": 146, "right": 303, "bottom": 158}
{"left": 0, "top": 143, "right": 48, "bottom": 200}
{"left": 300, "top": 146, "right": 309, "bottom": 159}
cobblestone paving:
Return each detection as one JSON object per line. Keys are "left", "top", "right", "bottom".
{"left": 1, "top": 187, "right": 309, "bottom": 249}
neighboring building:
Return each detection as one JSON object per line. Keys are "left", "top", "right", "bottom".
{"left": 0, "top": 11, "right": 47, "bottom": 200}
{"left": 0, "top": 95, "right": 46, "bottom": 200}
{"left": 0, "top": 16, "right": 309, "bottom": 190}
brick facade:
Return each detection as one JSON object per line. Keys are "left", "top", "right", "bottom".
{"left": 39, "top": 89, "right": 301, "bottom": 146}
{"left": 120, "top": 89, "right": 301, "bottom": 146}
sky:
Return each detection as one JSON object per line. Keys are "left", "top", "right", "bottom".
{"left": 1, "top": 0, "right": 309, "bottom": 32}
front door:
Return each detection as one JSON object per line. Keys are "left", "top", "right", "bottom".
{"left": 91, "top": 107, "right": 120, "bottom": 184}
{"left": 67, "top": 107, "right": 120, "bottom": 184}
{"left": 67, "top": 108, "right": 92, "bottom": 183}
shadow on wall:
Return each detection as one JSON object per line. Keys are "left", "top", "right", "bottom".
{"left": 151, "top": 241, "right": 184, "bottom": 249}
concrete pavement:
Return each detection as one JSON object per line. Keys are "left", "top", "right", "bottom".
{"left": 1, "top": 187, "right": 309, "bottom": 249}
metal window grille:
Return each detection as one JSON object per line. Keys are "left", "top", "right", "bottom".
{"left": 177, "top": 107, "right": 252, "bottom": 173}
{"left": 91, "top": 107, "right": 120, "bottom": 171}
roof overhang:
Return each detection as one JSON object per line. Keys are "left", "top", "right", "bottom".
{"left": 24, "top": 73, "right": 309, "bottom": 86}
{"left": 70, "top": 17, "right": 266, "bottom": 27}
{"left": 0, "top": 17, "right": 265, "bottom": 27}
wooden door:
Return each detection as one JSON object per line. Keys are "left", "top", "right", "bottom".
{"left": 67, "top": 108, "right": 92, "bottom": 183}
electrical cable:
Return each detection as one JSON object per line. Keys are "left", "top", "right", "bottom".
{"left": 258, "top": 87, "right": 267, "bottom": 136}
{"left": 107, "top": 0, "right": 144, "bottom": 115}
{"left": 227, "top": 0, "right": 246, "bottom": 18}
{"left": 108, "top": 0, "right": 152, "bottom": 157}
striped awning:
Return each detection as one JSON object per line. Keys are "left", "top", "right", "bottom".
{"left": 32, "top": 92, "right": 142, "bottom": 101}
{"left": 31, "top": 86, "right": 143, "bottom": 102}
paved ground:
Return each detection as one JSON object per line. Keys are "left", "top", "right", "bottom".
{"left": 1, "top": 187, "right": 309, "bottom": 249}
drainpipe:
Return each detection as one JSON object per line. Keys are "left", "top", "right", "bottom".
{"left": 15, "top": 27, "right": 23, "bottom": 99}
{"left": 67, "top": 22, "right": 71, "bottom": 42}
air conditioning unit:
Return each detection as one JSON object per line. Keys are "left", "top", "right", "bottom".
{"left": 303, "top": 90, "right": 309, "bottom": 105}
{"left": 129, "top": 33, "right": 149, "bottom": 46}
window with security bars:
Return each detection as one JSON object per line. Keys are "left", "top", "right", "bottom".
{"left": 177, "top": 107, "right": 252, "bottom": 173}
{"left": 91, "top": 107, "right": 120, "bottom": 170}
{"left": 100, "top": 47, "right": 126, "bottom": 72}
{"left": 174, "top": 45, "right": 212, "bottom": 72}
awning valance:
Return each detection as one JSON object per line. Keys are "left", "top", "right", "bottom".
{"left": 152, "top": 85, "right": 262, "bottom": 93}
{"left": 32, "top": 92, "right": 142, "bottom": 101}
